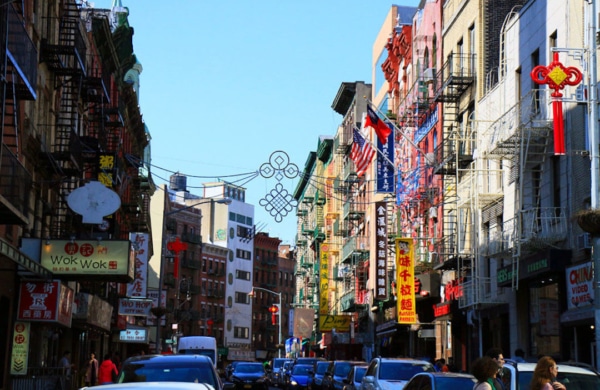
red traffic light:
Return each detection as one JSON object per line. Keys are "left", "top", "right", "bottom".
{"left": 268, "top": 305, "right": 279, "bottom": 314}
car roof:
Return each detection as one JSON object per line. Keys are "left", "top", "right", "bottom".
{"left": 506, "top": 362, "right": 600, "bottom": 375}
{"left": 80, "top": 382, "right": 216, "bottom": 390}
{"left": 123, "top": 354, "right": 214, "bottom": 365}
{"left": 376, "top": 357, "right": 433, "bottom": 365}
{"left": 417, "top": 372, "right": 475, "bottom": 378}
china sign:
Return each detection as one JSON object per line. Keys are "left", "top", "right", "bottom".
{"left": 319, "top": 247, "right": 330, "bottom": 315}
{"left": 17, "top": 280, "right": 74, "bottom": 327}
{"left": 118, "top": 298, "right": 153, "bottom": 316}
{"left": 41, "top": 239, "right": 134, "bottom": 282}
{"left": 395, "top": 238, "right": 416, "bottom": 324}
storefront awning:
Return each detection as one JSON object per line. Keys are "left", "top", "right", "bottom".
{"left": 560, "top": 306, "right": 594, "bottom": 324}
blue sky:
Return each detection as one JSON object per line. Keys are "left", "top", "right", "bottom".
{"left": 90, "top": 1, "right": 420, "bottom": 244}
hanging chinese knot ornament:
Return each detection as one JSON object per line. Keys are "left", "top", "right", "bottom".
{"left": 530, "top": 52, "right": 583, "bottom": 155}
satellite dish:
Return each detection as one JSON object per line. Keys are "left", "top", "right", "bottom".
{"left": 67, "top": 181, "right": 121, "bottom": 224}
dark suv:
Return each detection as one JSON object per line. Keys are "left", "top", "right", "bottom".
{"left": 322, "top": 361, "right": 367, "bottom": 390}
{"left": 308, "top": 361, "right": 332, "bottom": 390}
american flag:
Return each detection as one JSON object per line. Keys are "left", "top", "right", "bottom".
{"left": 350, "top": 128, "right": 376, "bottom": 177}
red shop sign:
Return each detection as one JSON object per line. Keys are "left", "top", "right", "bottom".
{"left": 17, "top": 280, "right": 74, "bottom": 327}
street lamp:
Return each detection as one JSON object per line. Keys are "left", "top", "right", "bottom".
{"left": 249, "top": 286, "right": 283, "bottom": 358}
{"left": 154, "top": 191, "right": 232, "bottom": 353}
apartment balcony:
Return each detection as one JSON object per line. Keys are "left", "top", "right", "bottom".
{"left": 431, "top": 130, "right": 475, "bottom": 176}
{"left": 2, "top": 3, "right": 37, "bottom": 100}
{"left": 433, "top": 53, "right": 476, "bottom": 103}
{"left": 343, "top": 201, "right": 365, "bottom": 221}
{"left": 0, "top": 145, "right": 31, "bottom": 225}
{"left": 458, "top": 276, "right": 504, "bottom": 309}
{"left": 519, "top": 207, "right": 568, "bottom": 251}
{"left": 481, "top": 217, "right": 516, "bottom": 258}
{"left": 481, "top": 89, "right": 552, "bottom": 159}
{"left": 342, "top": 236, "right": 369, "bottom": 263}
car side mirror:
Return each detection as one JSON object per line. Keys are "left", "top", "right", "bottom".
{"left": 362, "top": 376, "right": 375, "bottom": 384}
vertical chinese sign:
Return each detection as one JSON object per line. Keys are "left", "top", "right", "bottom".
{"left": 127, "top": 232, "right": 149, "bottom": 298}
{"left": 375, "top": 202, "right": 388, "bottom": 300}
{"left": 10, "top": 322, "right": 30, "bottom": 375}
{"left": 319, "top": 246, "right": 330, "bottom": 315}
{"left": 395, "top": 238, "right": 416, "bottom": 324}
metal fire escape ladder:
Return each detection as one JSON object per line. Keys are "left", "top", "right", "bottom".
{"left": 512, "top": 91, "right": 551, "bottom": 289}
{"left": 40, "top": 0, "right": 87, "bottom": 238}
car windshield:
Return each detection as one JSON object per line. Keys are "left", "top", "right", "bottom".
{"left": 235, "top": 364, "right": 264, "bottom": 374}
{"left": 293, "top": 365, "right": 311, "bottom": 375}
{"left": 517, "top": 371, "right": 600, "bottom": 390}
{"left": 379, "top": 362, "right": 434, "bottom": 381}
{"left": 433, "top": 376, "right": 477, "bottom": 389}
{"left": 273, "top": 360, "right": 289, "bottom": 369}
{"left": 119, "top": 363, "right": 217, "bottom": 385}
{"left": 355, "top": 367, "right": 367, "bottom": 382}
{"left": 316, "top": 363, "right": 329, "bottom": 374}
{"left": 334, "top": 363, "right": 352, "bottom": 376}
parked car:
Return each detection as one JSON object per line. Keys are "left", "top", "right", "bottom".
{"left": 270, "top": 358, "right": 293, "bottom": 387}
{"left": 81, "top": 383, "right": 222, "bottom": 390}
{"left": 115, "top": 354, "right": 234, "bottom": 390}
{"left": 225, "top": 361, "right": 246, "bottom": 381}
{"left": 308, "top": 361, "right": 332, "bottom": 390}
{"left": 286, "top": 364, "right": 314, "bottom": 390}
{"left": 279, "top": 360, "right": 295, "bottom": 387}
{"left": 402, "top": 372, "right": 477, "bottom": 390}
{"left": 359, "top": 357, "right": 435, "bottom": 390}
{"left": 503, "top": 359, "right": 600, "bottom": 390}
{"left": 230, "top": 362, "right": 268, "bottom": 390}
{"left": 322, "top": 361, "right": 367, "bottom": 390}
{"left": 341, "top": 364, "right": 368, "bottom": 390}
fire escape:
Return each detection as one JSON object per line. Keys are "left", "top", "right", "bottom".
{"left": 0, "top": 3, "right": 35, "bottom": 225}
{"left": 39, "top": 0, "right": 87, "bottom": 238}
{"left": 477, "top": 89, "right": 563, "bottom": 291}
{"left": 430, "top": 53, "right": 476, "bottom": 280}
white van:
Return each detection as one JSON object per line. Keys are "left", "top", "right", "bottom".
{"left": 177, "top": 336, "right": 218, "bottom": 367}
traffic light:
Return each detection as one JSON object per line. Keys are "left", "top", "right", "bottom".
{"left": 269, "top": 305, "right": 279, "bottom": 325}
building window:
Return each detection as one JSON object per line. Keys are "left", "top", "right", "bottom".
{"left": 234, "top": 326, "right": 249, "bottom": 339}
{"left": 236, "top": 270, "right": 251, "bottom": 280}
{"left": 235, "top": 291, "right": 251, "bottom": 304}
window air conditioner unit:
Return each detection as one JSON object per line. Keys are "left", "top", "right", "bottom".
{"left": 577, "top": 233, "right": 592, "bottom": 250}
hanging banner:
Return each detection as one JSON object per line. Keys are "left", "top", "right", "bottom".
{"left": 293, "top": 308, "right": 315, "bottom": 339}
{"left": 396, "top": 238, "right": 416, "bottom": 324}
{"left": 375, "top": 202, "right": 389, "bottom": 299}
{"left": 127, "top": 232, "right": 149, "bottom": 297}
{"left": 565, "top": 261, "right": 593, "bottom": 310}
{"left": 376, "top": 125, "right": 395, "bottom": 193}
{"left": 10, "top": 322, "right": 30, "bottom": 375}
{"left": 319, "top": 246, "right": 330, "bottom": 315}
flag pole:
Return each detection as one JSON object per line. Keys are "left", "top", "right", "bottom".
{"left": 364, "top": 96, "right": 433, "bottom": 165}
{"left": 354, "top": 126, "right": 396, "bottom": 171}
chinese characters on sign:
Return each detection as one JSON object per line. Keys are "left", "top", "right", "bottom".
{"left": 10, "top": 322, "right": 30, "bottom": 375}
{"left": 319, "top": 247, "right": 330, "bottom": 315}
{"left": 376, "top": 128, "right": 395, "bottom": 193}
{"left": 17, "top": 280, "right": 74, "bottom": 327}
{"left": 375, "top": 202, "right": 388, "bottom": 299}
{"left": 127, "top": 232, "right": 149, "bottom": 298}
{"left": 395, "top": 238, "right": 416, "bottom": 324}
{"left": 98, "top": 153, "right": 115, "bottom": 188}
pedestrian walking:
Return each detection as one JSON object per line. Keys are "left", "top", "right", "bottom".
{"left": 530, "top": 356, "right": 566, "bottom": 390}
{"left": 85, "top": 352, "right": 99, "bottom": 386}
{"left": 98, "top": 353, "right": 119, "bottom": 385}
{"left": 471, "top": 356, "right": 500, "bottom": 390}
{"left": 485, "top": 347, "right": 506, "bottom": 390}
